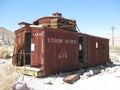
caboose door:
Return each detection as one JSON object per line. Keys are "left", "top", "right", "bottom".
{"left": 25, "top": 32, "right": 31, "bottom": 65}
{"left": 78, "top": 37, "right": 85, "bottom": 63}
{"left": 78, "top": 35, "right": 88, "bottom": 65}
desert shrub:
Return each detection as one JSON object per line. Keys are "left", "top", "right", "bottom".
{"left": 110, "top": 55, "right": 118, "bottom": 62}
{"left": 0, "top": 47, "right": 11, "bottom": 59}
{"left": 110, "top": 46, "right": 120, "bottom": 53}
{"left": 110, "top": 46, "right": 120, "bottom": 62}
{"left": 0, "top": 63, "right": 20, "bottom": 90}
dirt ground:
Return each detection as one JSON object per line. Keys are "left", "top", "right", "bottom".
{"left": 0, "top": 53, "right": 120, "bottom": 90}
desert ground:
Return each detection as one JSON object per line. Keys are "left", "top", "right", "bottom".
{"left": 0, "top": 50, "right": 120, "bottom": 90}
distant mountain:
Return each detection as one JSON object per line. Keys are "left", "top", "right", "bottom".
{"left": 104, "top": 34, "right": 120, "bottom": 47}
{"left": 0, "top": 27, "right": 15, "bottom": 46}
{"left": 0, "top": 27, "right": 15, "bottom": 39}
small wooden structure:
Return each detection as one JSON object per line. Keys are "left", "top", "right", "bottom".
{"left": 33, "top": 13, "right": 76, "bottom": 31}
{"left": 16, "top": 66, "right": 44, "bottom": 77}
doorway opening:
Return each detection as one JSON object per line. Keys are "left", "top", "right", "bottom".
{"left": 24, "top": 32, "right": 31, "bottom": 65}
{"left": 78, "top": 37, "right": 85, "bottom": 63}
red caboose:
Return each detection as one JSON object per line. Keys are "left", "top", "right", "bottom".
{"left": 12, "top": 13, "right": 109, "bottom": 77}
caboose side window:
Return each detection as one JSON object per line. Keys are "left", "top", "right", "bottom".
{"left": 96, "top": 41, "right": 99, "bottom": 50}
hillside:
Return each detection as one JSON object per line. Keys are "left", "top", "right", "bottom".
{"left": 0, "top": 27, "right": 15, "bottom": 39}
{"left": 0, "top": 27, "right": 15, "bottom": 46}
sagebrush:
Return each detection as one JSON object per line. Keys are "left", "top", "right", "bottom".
{"left": 0, "top": 47, "right": 11, "bottom": 59}
{"left": 0, "top": 63, "right": 20, "bottom": 90}
{"left": 110, "top": 46, "right": 120, "bottom": 53}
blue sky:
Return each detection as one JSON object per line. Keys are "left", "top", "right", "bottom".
{"left": 0, "top": 0, "right": 120, "bottom": 36}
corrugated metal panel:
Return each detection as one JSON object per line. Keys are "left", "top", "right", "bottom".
{"left": 43, "top": 28, "right": 79, "bottom": 75}
{"left": 31, "top": 28, "right": 43, "bottom": 67}
{"left": 88, "top": 35, "right": 109, "bottom": 67}
{"left": 77, "top": 34, "right": 109, "bottom": 68}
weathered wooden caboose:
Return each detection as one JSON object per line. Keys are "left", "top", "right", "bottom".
{"left": 12, "top": 13, "right": 109, "bottom": 77}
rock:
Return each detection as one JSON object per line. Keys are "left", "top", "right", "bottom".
{"left": 101, "top": 69, "right": 105, "bottom": 73}
{"left": 77, "top": 69, "right": 85, "bottom": 75}
{"left": 105, "top": 67, "right": 114, "bottom": 73}
{"left": 80, "top": 75, "right": 87, "bottom": 79}
{"left": 99, "top": 65, "right": 105, "bottom": 69}
{"left": 114, "top": 66, "right": 120, "bottom": 72}
{"left": 83, "top": 70, "right": 94, "bottom": 77}
{"left": 13, "top": 82, "right": 30, "bottom": 90}
{"left": 0, "top": 61, "right": 5, "bottom": 64}
{"left": 93, "top": 69, "right": 101, "bottom": 75}
{"left": 45, "top": 80, "right": 53, "bottom": 85}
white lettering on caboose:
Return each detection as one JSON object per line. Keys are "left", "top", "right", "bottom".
{"left": 47, "top": 38, "right": 77, "bottom": 45}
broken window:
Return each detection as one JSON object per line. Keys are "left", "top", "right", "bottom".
{"left": 96, "top": 41, "right": 99, "bottom": 50}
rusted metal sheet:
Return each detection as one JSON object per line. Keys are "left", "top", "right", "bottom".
{"left": 43, "top": 28, "right": 79, "bottom": 75}
{"left": 30, "top": 28, "right": 43, "bottom": 67}
{"left": 88, "top": 35, "right": 109, "bottom": 67}
{"left": 77, "top": 33, "right": 109, "bottom": 68}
